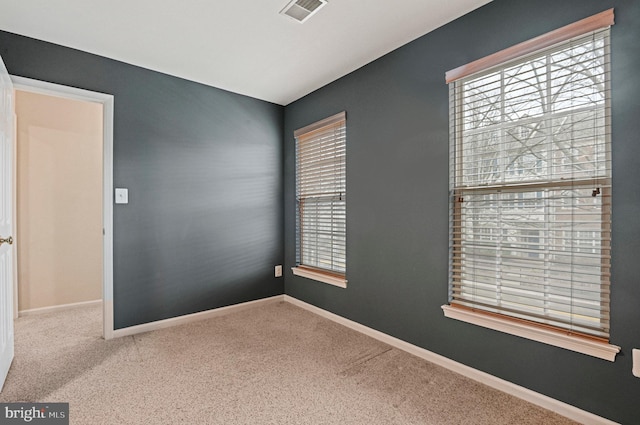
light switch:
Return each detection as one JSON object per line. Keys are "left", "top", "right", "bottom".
{"left": 115, "top": 188, "right": 129, "bottom": 204}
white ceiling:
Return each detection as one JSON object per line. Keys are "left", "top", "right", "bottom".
{"left": 0, "top": 0, "right": 492, "bottom": 105}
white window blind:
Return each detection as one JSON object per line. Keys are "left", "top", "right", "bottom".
{"left": 448, "top": 26, "right": 612, "bottom": 339}
{"left": 295, "top": 112, "right": 346, "bottom": 276}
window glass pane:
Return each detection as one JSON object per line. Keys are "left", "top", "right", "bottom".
{"left": 504, "top": 58, "right": 547, "bottom": 121}
{"left": 463, "top": 72, "right": 501, "bottom": 131}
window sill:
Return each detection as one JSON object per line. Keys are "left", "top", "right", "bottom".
{"left": 441, "top": 305, "right": 620, "bottom": 361}
{"left": 291, "top": 266, "right": 347, "bottom": 288}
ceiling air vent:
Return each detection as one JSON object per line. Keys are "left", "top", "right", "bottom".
{"left": 280, "top": 0, "right": 327, "bottom": 23}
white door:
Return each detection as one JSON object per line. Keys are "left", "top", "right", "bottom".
{"left": 0, "top": 54, "right": 15, "bottom": 392}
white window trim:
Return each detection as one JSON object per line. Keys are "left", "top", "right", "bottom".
{"left": 294, "top": 111, "right": 347, "bottom": 285}
{"left": 291, "top": 266, "right": 347, "bottom": 288}
{"left": 442, "top": 305, "right": 620, "bottom": 361}
{"left": 443, "top": 9, "right": 618, "bottom": 360}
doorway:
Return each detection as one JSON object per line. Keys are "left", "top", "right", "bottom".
{"left": 11, "top": 77, "right": 114, "bottom": 339}
{"left": 16, "top": 90, "right": 102, "bottom": 313}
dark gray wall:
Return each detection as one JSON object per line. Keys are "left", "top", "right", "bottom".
{"left": 284, "top": 1, "right": 640, "bottom": 423}
{"left": 0, "top": 31, "right": 284, "bottom": 329}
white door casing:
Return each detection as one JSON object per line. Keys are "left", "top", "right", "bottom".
{"left": 0, "top": 54, "right": 15, "bottom": 392}
{"left": 10, "top": 76, "right": 115, "bottom": 340}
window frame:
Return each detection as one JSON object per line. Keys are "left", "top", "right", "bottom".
{"left": 292, "top": 112, "right": 347, "bottom": 288}
{"left": 442, "top": 9, "right": 620, "bottom": 361}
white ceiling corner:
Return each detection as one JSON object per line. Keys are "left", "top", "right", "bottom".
{"left": 0, "top": 0, "right": 492, "bottom": 105}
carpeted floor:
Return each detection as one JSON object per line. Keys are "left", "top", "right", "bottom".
{"left": 1, "top": 301, "right": 578, "bottom": 424}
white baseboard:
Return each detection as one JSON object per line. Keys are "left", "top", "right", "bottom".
{"left": 111, "top": 295, "right": 284, "bottom": 339}
{"left": 283, "top": 295, "right": 618, "bottom": 425}
{"left": 18, "top": 299, "right": 102, "bottom": 317}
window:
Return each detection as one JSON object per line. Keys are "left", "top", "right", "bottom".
{"left": 292, "top": 112, "right": 347, "bottom": 288}
{"left": 443, "top": 10, "right": 620, "bottom": 361}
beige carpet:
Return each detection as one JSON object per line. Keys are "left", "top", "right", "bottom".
{"left": 1, "top": 301, "right": 578, "bottom": 424}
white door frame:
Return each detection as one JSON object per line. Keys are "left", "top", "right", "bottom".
{"left": 11, "top": 76, "right": 115, "bottom": 340}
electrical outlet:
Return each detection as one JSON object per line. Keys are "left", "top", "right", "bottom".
{"left": 275, "top": 265, "right": 283, "bottom": 278}
{"left": 633, "top": 349, "right": 640, "bottom": 378}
